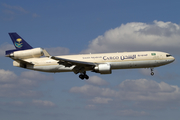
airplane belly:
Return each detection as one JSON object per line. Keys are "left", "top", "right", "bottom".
{"left": 110, "top": 60, "right": 171, "bottom": 69}
{"left": 25, "top": 58, "right": 174, "bottom": 73}
{"left": 27, "top": 65, "right": 74, "bottom": 73}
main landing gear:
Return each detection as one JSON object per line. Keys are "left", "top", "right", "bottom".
{"left": 150, "top": 68, "right": 154, "bottom": 76}
{"left": 79, "top": 72, "right": 89, "bottom": 80}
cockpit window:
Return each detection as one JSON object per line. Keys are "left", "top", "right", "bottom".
{"left": 166, "top": 54, "right": 172, "bottom": 57}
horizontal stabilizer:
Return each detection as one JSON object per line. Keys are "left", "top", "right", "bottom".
{"left": 6, "top": 49, "right": 19, "bottom": 56}
{"left": 13, "top": 58, "right": 34, "bottom": 65}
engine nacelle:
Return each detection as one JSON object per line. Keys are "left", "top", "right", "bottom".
{"left": 94, "top": 64, "right": 112, "bottom": 74}
{"left": 9, "top": 48, "right": 44, "bottom": 59}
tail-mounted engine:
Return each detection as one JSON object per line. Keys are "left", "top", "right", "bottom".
{"left": 8, "top": 48, "right": 44, "bottom": 59}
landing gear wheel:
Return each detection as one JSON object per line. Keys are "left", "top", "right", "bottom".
{"left": 151, "top": 72, "right": 154, "bottom": 76}
{"left": 79, "top": 74, "right": 84, "bottom": 80}
{"left": 150, "top": 68, "right": 154, "bottom": 76}
{"left": 79, "top": 72, "right": 89, "bottom": 80}
{"left": 84, "top": 75, "right": 89, "bottom": 80}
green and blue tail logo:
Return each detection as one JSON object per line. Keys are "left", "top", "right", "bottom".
{"left": 14, "top": 38, "right": 23, "bottom": 48}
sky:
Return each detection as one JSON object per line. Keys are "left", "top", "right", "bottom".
{"left": 1, "top": 0, "right": 180, "bottom": 120}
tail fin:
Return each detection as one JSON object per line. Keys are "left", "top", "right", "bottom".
{"left": 9, "top": 33, "right": 33, "bottom": 50}
{"left": 6, "top": 33, "right": 33, "bottom": 55}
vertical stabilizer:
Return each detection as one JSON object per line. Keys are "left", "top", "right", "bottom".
{"left": 9, "top": 33, "right": 33, "bottom": 50}
{"left": 6, "top": 33, "right": 33, "bottom": 55}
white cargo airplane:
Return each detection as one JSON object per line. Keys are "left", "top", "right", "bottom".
{"left": 6, "top": 33, "right": 175, "bottom": 80}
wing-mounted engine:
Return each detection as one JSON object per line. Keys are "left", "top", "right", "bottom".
{"left": 94, "top": 64, "right": 112, "bottom": 74}
{"left": 8, "top": 48, "right": 44, "bottom": 59}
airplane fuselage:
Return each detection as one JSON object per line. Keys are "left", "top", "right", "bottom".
{"left": 13, "top": 51, "right": 175, "bottom": 73}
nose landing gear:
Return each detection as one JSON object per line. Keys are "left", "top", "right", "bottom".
{"left": 150, "top": 68, "right": 154, "bottom": 76}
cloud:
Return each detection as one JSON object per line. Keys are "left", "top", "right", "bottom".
{"left": 0, "top": 101, "right": 25, "bottom": 107}
{"left": 118, "top": 79, "right": 176, "bottom": 94}
{"left": 31, "top": 100, "right": 56, "bottom": 108}
{"left": 0, "top": 100, "right": 56, "bottom": 109}
{"left": 70, "top": 84, "right": 118, "bottom": 98}
{"left": 21, "top": 71, "right": 53, "bottom": 81}
{"left": 32, "top": 13, "right": 40, "bottom": 18}
{"left": 85, "top": 104, "right": 96, "bottom": 109}
{"left": 3, "top": 3, "right": 28, "bottom": 14}
{"left": 1, "top": 3, "right": 39, "bottom": 20}
{"left": 86, "top": 76, "right": 109, "bottom": 86}
{"left": 115, "top": 109, "right": 149, "bottom": 117}
{"left": 70, "top": 78, "right": 180, "bottom": 112}
{"left": 70, "top": 85, "right": 105, "bottom": 97}
{"left": 0, "top": 69, "right": 53, "bottom": 98}
{"left": 0, "top": 69, "right": 17, "bottom": 83}
{"left": 81, "top": 21, "right": 180, "bottom": 55}
{"left": 90, "top": 97, "right": 113, "bottom": 104}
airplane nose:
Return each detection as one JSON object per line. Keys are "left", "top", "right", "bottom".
{"left": 173, "top": 57, "right": 175, "bottom": 61}
{"left": 171, "top": 56, "right": 175, "bottom": 62}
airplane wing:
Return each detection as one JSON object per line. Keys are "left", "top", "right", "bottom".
{"left": 50, "top": 56, "right": 96, "bottom": 67}
{"left": 50, "top": 56, "right": 97, "bottom": 74}
{"left": 42, "top": 47, "right": 97, "bottom": 74}
{"left": 43, "top": 49, "right": 96, "bottom": 67}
